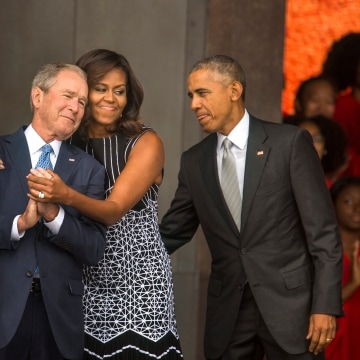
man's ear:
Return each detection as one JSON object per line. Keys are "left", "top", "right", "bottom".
{"left": 230, "top": 81, "right": 243, "bottom": 101}
{"left": 31, "top": 86, "right": 43, "bottom": 110}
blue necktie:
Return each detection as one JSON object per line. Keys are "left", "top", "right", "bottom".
{"left": 34, "top": 144, "right": 53, "bottom": 276}
{"left": 35, "top": 144, "right": 53, "bottom": 170}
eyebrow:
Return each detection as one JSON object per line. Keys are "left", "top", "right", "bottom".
{"left": 188, "top": 87, "right": 209, "bottom": 96}
{"left": 96, "top": 82, "right": 126, "bottom": 88}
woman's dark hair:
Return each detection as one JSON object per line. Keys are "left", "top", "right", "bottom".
{"left": 311, "top": 115, "right": 348, "bottom": 176}
{"left": 76, "top": 49, "right": 144, "bottom": 138}
{"left": 284, "top": 114, "right": 348, "bottom": 176}
{"left": 322, "top": 32, "right": 360, "bottom": 92}
{"left": 330, "top": 176, "right": 360, "bottom": 203}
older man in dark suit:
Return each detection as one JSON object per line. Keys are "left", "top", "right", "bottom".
{"left": 0, "top": 63, "right": 106, "bottom": 360}
{"left": 160, "top": 55, "right": 343, "bottom": 360}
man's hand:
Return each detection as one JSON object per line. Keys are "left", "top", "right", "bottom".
{"left": 17, "top": 199, "right": 41, "bottom": 233}
{"left": 0, "top": 159, "right": 4, "bottom": 169}
{"left": 37, "top": 202, "right": 60, "bottom": 223}
{"left": 307, "top": 313, "right": 336, "bottom": 355}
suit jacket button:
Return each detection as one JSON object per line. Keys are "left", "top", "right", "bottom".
{"left": 241, "top": 248, "right": 247, "bottom": 254}
{"left": 26, "top": 271, "right": 33, "bottom": 278}
{"left": 238, "top": 286, "right": 242, "bottom": 291}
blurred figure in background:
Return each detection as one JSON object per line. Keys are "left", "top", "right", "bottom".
{"left": 322, "top": 32, "right": 360, "bottom": 156}
{"left": 294, "top": 75, "right": 337, "bottom": 119}
{"left": 326, "top": 177, "right": 360, "bottom": 360}
{"left": 283, "top": 114, "right": 349, "bottom": 187}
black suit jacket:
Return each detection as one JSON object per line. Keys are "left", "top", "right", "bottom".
{"left": 0, "top": 127, "right": 107, "bottom": 359}
{"left": 160, "top": 115, "right": 343, "bottom": 358}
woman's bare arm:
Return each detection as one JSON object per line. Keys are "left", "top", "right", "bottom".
{"left": 27, "top": 131, "right": 164, "bottom": 226}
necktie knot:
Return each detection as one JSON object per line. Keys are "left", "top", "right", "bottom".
{"left": 42, "top": 144, "right": 52, "bottom": 154}
{"left": 223, "top": 138, "right": 232, "bottom": 151}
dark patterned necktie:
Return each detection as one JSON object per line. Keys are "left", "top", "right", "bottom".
{"left": 35, "top": 144, "right": 53, "bottom": 170}
{"left": 221, "top": 138, "right": 241, "bottom": 230}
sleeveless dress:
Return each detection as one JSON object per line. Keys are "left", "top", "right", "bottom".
{"left": 71, "top": 127, "right": 183, "bottom": 359}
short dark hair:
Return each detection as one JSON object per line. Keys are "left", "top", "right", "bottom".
{"left": 294, "top": 75, "right": 336, "bottom": 111}
{"left": 330, "top": 176, "right": 360, "bottom": 203}
{"left": 76, "top": 48, "right": 144, "bottom": 138}
{"left": 190, "top": 55, "right": 246, "bottom": 101}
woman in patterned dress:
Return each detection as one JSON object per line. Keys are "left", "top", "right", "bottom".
{"left": 27, "top": 49, "right": 183, "bottom": 359}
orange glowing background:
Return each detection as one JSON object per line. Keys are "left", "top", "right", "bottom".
{"left": 282, "top": 0, "right": 360, "bottom": 116}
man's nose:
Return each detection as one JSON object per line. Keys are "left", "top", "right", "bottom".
{"left": 190, "top": 97, "right": 201, "bottom": 111}
{"left": 68, "top": 98, "right": 80, "bottom": 112}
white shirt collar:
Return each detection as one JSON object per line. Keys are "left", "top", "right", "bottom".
{"left": 217, "top": 109, "right": 250, "bottom": 152}
{"left": 24, "top": 124, "right": 62, "bottom": 158}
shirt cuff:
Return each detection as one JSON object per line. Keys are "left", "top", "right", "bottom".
{"left": 43, "top": 206, "right": 65, "bottom": 234}
{"left": 11, "top": 215, "right": 23, "bottom": 240}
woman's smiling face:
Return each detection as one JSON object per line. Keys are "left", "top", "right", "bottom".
{"left": 88, "top": 68, "right": 127, "bottom": 131}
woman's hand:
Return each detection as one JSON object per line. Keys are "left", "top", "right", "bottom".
{"left": 27, "top": 168, "right": 71, "bottom": 204}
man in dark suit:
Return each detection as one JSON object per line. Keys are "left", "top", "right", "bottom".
{"left": 159, "top": 55, "right": 343, "bottom": 360}
{"left": 0, "top": 63, "right": 107, "bottom": 360}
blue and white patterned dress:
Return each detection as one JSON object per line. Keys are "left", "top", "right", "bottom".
{"left": 72, "top": 127, "right": 183, "bottom": 359}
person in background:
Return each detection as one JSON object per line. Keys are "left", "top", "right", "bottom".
{"left": 291, "top": 69, "right": 360, "bottom": 181}
{"left": 294, "top": 75, "right": 337, "bottom": 119}
{"left": 283, "top": 114, "right": 349, "bottom": 188}
{"left": 322, "top": 32, "right": 360, "bottom": 156}
{"left": 283, "top": 114, "right": 327, "bottom": 160}
{"left": 0, "top": 63, "right": 107, "bottom": 360}
{"left": 158, "top": 54, "right": 343, "bottom": 360}
{"left": 27, "top": 49, "right": 183, "bottom": 359}
{"left": 326, "top": 177, "right": 360, "bottom": 360}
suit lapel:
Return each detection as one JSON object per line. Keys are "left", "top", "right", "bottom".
{"left": 54, "top": 142, "right": 81, "bottom": 183}
{"left": 5, "top": 127, "right": 33, "bottom": 197}
{"left": 241, "top": 117, "right": 269, "bottom": 232}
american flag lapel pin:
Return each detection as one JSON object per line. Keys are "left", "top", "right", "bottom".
{"left": 257, "top": 150, "right": 264, "bottom": 156}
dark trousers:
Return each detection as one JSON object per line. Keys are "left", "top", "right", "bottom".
{"left": 210, "top": 284, "right": 325, "bottom": 360}
{"left": 0, "top": 289, "right": 68, "bottom": 360}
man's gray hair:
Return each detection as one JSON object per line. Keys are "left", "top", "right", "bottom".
{"left": 30, "top": 63, "right": 87, "bottom": 112}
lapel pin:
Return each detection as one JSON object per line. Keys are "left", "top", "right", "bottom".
{"left": 69, "top": 158, "right": 75, "bottom": 162}
{"left": 257, "top": 150, "right": 264, "bottom": 156}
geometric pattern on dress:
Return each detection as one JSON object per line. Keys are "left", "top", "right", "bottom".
{"left": 83, "top": 198, "right": 179, "bottom": 343}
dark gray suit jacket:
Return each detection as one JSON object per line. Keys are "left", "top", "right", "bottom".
{"left": 0, "top": 126, "right": 107, "bottom": 359}
{"left": 160, "top": 115, "right": 343, "bottom": 358}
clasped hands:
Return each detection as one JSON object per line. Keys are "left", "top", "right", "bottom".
{"left": 0, "top": 160, "right": 60, "bottom": 231}
{"left": 17, "top": 168, "right": 62, "bottom": 233}
{"left": 27, "top": 168, "right": 69, "bottom": 204}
